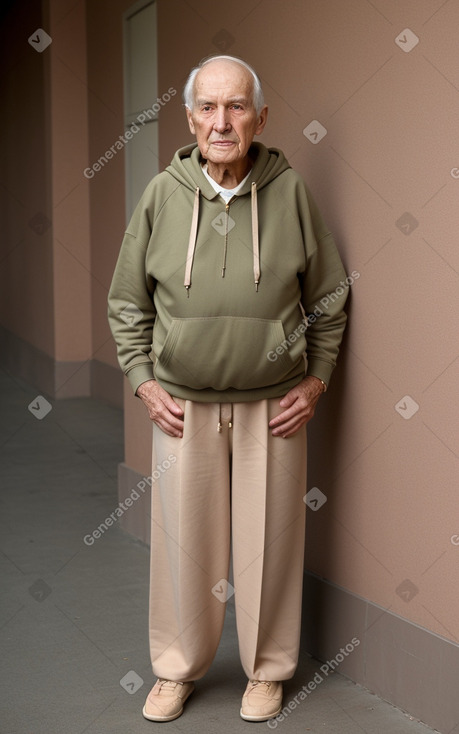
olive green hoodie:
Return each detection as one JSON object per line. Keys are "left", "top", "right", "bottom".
{"left": 107, "top": 142, "right": 348, "bottom": 402}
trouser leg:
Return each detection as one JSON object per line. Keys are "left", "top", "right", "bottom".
{"left": 148, "top": 399, "right": 231, "bottom": 682}
{"left": 231, "top": 398, "right": 307, "bottom": 681}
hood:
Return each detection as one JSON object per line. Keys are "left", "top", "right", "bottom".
{"left": 165, "top": 142, "right": 291, "bottom": 198}
{"left": 165, "top": 143, "right": 291, "bottom": 295}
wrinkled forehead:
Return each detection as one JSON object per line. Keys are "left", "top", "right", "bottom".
{"left": 194, "top": 60, "right": 255, "bottom": 104}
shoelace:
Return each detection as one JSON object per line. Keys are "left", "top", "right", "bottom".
{"left": 248, "top": 680, "right": 272, "bottom": 692}
{"left": 156, "top": 679, "right": 182, "bottom": 692}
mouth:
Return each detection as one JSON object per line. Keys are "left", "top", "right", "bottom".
{"left": 210, "top": 140, "right": 236, "bottom": 146}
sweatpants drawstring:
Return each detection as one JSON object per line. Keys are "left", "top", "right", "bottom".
{"left": 217, "top": 403, "right": 233, "bottom": 432}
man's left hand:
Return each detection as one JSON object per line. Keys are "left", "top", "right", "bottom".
{"left": 269, "top": 376, "right": 325, "bottom": 438}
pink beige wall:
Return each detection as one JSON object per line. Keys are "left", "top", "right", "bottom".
{"left": 85, "top": 0, "right": 155, "bottom": 472}
{"left": 85, "top": 0, "right": 131, "bottom": 378}
{"left": 1, "top": 1, "right": 458, "bottom": 728}
{"left": 1, "top": 0, "right": 93, "bottom": 397}
{"left": 0, "top": 0, "right": 54, "bottom": 359}
{"left": 156, "top": 0, "right": 459, "bottom": 648}
{"left": 48, "top": 0, "right": 92, "bottom": 368}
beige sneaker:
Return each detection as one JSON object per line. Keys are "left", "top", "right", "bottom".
{"left": 240, "top": 679, "right": 283, "bottom": 721}
{"left": 142, "top": 678, "right": 195, "bottom": 722}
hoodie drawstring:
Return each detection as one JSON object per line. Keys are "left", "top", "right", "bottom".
{"left": 184, "top": 187, "right": 200, "bottom": 296}
{"left": 184, "top": 184, "right": 260, "bottom": 294}
{"left": 251, "top": 182, "right": 260, "bottom": 292}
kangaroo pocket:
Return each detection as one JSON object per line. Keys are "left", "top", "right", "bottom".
{"left": 154, "top": 316, "right": 300, "bottom": 391}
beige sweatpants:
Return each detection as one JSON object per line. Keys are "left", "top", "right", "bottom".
{"left": 149, "top": 397, "right": 307, "bottom": 683}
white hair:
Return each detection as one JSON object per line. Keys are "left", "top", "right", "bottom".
{"left": 183, "top": 54, "right": 265, "bottom": 114}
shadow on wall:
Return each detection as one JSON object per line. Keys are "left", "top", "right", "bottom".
{"left": 303, "top": 288, "right": 353, "bottom": 642}
{"left": 299, "top": 112, "right": 356, "bottom": 645}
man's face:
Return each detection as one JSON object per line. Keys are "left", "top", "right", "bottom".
{"left": 186, "top": 60, "right": 268, "bottom": 166}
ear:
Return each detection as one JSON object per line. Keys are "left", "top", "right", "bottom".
{"left": 186, "top": 107, "right": 196, "bottom": 135}
{"left": 254, "top": 105, "right": 268, "bottom": 136}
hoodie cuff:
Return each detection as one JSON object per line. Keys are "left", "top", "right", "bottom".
{"left": 306, "top": 358, "right": 334, "bottom": 387}
{"left": 126, "top": 363, "right": 155, "bottom": 394}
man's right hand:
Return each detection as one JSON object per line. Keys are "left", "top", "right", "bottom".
{"left": 135, "top": 380, "right": 184, "bottom": 437}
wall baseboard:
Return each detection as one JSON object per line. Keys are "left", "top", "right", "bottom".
{"left": 300, "top": 572, "right": 458, "bottom": 734}
{"left": 118, "top": 460, "right": 459, "bottom": 734}
{"left": 0, "top": 326, "right": 123, "bottom": 406}
{"left": 117, "top": 462, "right": 152, "bottom": 545}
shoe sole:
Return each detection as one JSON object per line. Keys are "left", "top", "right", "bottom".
{"left": 142, "top": 704, "right": 184, "bottom": 722}
{"left": 240, "top": 704, "right": 282, "bottom": 722}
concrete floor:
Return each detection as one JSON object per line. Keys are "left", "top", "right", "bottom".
{"left": 0, "top": 367, "right": 439, "bottom": 734}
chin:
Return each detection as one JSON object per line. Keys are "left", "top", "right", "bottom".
{"left": 207, "top": 148, "right": 242, "bottom": 164}
{"left": 208, "top": 142, "right": 238, "bottom": 153}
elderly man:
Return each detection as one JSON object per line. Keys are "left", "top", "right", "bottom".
{"left": 108, "top": 54, "right": 348, "bottom": 723}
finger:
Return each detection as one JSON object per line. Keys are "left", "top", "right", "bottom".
{"left": 147, "top": 383, "right": 184, "bottom": 417}
{"left": 153, "top": 407, "right": 184, "bottom": 433}
{"left": 271, "top": 416, "right": 301, "bottom": 435}
{"left": 272, "top": 413, "right": 310, "bottom": 437}
{"left": 156, "top": 424, "right": 182, "bottom": 438}
{"left": 272, "top": 420, "right": 300, "bottom": 437}
{"left": 272, "top": 419, "right": 303, "bottom": 438}
{"left": 142, "top": 393, "right": 184, "bottom": 423}
{"left": 142, "top": 396, "right": 184, "bottom": 432}
{"left": 269, "top": 402, "right": 303, "bottom": 427}
{"left": 140, "top": 382, "right": 184, "bottom": 417}
{"left": 154, "top": 413, "right": 184, "bottom": 437}
{"left": 162, "top": 396, "right": 184, "bottom": 416}
{"left": 271, "top": 408, "right": 312, "bottom": 435}
{"left": 279, "top": 392, "right": 297, "bottom": 408}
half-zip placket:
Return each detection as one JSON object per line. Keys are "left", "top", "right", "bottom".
{"left": 221, "top": 200, "right": 232, "bottom": 279}
{"left": 183, "top": 183, "right": 260, "bottom": 295}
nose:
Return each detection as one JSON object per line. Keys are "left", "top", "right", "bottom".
{"left": 213, "top": 106, "right": 231, "bottom": 133}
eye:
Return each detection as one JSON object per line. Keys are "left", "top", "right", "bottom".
{"left": 231, "top": 104, "right": 243, "bottom": 110}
